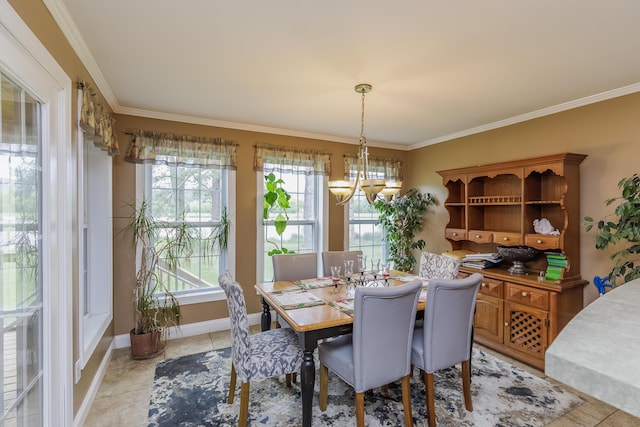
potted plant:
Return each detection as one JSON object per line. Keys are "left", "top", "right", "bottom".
{"left": 263, "top": 172, "right": 294, "bottom": 255}
{"left": 374, "top": 188, "right": 435, "bottom": 272}
{"left": 125, "top": 200, "right": 228, "bottom": 358}
{"left": 584, "top": 173, "right": 640, "bottom": 286}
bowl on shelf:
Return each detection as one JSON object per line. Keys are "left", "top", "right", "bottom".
{"left": 497, "top": 245, "right": 542, "bottom": 275}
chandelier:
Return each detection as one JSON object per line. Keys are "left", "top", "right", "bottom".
{"left": 328, "top": 84, "right": 402, "bottom": 205}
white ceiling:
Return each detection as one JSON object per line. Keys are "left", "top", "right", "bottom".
{"left": 48, "top": 0, "right": 640, "bottom": 149}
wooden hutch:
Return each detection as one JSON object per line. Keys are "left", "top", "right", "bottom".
{"left": 437, "top": 153, "right": 588, "bottom": 370}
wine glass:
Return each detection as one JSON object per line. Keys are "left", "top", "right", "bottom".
{"left": 371, "top": 259, "right": 380, "bottom": 277}
{"left": 357, "top": 254, "right": 367, "bottom": 274}
{"left": 344, "top": 259, "right": 354, "bottom": 283}
{"left": 331, "top": 266, "right": 341, "bottom": 286}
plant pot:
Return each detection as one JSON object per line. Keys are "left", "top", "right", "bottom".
{"left": 130, "top": 329, "right": 164, "bottom": 360}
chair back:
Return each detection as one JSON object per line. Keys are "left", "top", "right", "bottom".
{"left": 218, "top": 273, "right": 252, "bottom": 381}
{"left": 421, "top": 273, "right": 483, "bottom": 372}
{"left": 272, "top": 252, "right": 318, "bottom": 281}
{"left": 321, "top": 250, "right": 363, "bottom": 277}
{"left": 352, "top": 279, "right": 422, "bottom": 392}
{"left": 419, "top": 251, "right": 460, "bottom": 280}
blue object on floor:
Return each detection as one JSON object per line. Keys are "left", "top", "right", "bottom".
{"left": 593, "top": 276, "right": 613, "bottom": 296}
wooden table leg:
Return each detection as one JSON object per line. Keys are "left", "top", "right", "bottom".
{"left": 300, "top": 335, "right": 317, "bottom": 427}
{"left": 260, "top": 297, "right": 271, "bottom": 332}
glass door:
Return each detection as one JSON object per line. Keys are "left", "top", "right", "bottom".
{"left": 1, "top": 72, "right": 43, "bottom": 426}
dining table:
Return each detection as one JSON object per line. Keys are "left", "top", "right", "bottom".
{"left": 255, "top": 272, "right": 427, "bottom": 427}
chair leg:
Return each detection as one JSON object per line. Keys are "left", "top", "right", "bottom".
{"left": 239, "top": 382, "right": 250, "bottom": 427}
{"left": 381, "top": 384, "right": 388, "bottom": 394}
{"left": 462, "top": 359, "right": 473, "bottom": 411}
{"left": 319, "top": 364, "right": 328, "bottom": 411}
{"left": 286, "top": 373, "right": 292, "bottom": 387}
{"left": 401, "top": 375, "right": 413, "bottom": 427}
{"left": 228, "top": 363, "right": 237, "bottom": 404}
{"left": 355, "top": 391, "right": 365, "bottom": 427}
{"left": 425, "top": 372, "right": 436, "bottom": 427}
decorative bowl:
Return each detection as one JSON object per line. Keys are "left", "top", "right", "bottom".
{"left": 497, "top": 245, "right": 541, "bottom": 275}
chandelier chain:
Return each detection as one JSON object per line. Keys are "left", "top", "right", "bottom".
{"left": 360, "top": 89, "right": 366, "bottom": 144}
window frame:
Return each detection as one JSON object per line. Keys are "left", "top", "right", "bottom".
{"left": 135, "top": 163, "right": 236, "bottom": 305}
{"left": 76, "top": 127, "right": 113, "bottom": 372}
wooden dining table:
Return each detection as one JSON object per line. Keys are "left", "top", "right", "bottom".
{"left": 255, "top": 273, "right": 427, "bottom": 427}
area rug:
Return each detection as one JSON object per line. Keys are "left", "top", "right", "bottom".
{"left": 148, "top": 347, "right": 582, "bottom": 426}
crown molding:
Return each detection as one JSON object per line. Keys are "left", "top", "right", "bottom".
{"left": 410, "top": 82, "right": 640, "bottom": 150}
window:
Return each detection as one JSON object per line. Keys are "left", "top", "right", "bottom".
{"left": 127, "top": 131, "right": 238, "bottom": 304}
{"left": 347, "top": 168, "right": 387, "bottom": 263}
{"left": 259, "top": 166, "right": 323, "bottom": 282}
{"left": 77, "top": 85, "right": 113, "bottom": 372}
{"left": 254, "top": 143, "right": 330, "bottom": 283}
{"left": 143, "top": 163, "right": 232, "bottom": 301}
{"left": 345, "top": 155, "right": 403, "bottom": 265}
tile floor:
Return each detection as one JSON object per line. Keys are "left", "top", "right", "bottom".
{"left": 84, "top": 328, "right": 640, "bottom": 427}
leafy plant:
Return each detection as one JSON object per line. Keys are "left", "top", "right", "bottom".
{"left": 374, "top": 188, "right": 435, "bottom": 272}
{"left": 263, "top": 172, "right": 294, "bottom": 256}
{"left": 584, "top": 173, "right": 640, "bottom": 285}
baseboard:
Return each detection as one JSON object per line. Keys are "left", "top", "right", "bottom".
{"left": 112, "top": 311, "right": 268, "bottom": 349}
{"left": 73, "top": 340, "right": 115, "bottom": 427}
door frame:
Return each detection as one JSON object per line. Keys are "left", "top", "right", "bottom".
{"left": 0, "top": 1, "right": 73, "bottom": 425}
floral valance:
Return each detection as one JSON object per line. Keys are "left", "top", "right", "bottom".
{"left": 124, "top": 130, "right": 238, "bottom": 169}
{"left": 253, "top": 142, "right": 331, "bottom": 176}
{"left": 78, "top": 81, "right": 119, "bottom": 156}
{"left": 343, "top": 153, "right": 403, "bottom": 181}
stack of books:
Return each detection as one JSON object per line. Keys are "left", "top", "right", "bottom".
{"left": 461, "top": 252, "right": 503, "bottom": 269}
{"left": 545, "top": 252, "right": 569, "bottom": 280}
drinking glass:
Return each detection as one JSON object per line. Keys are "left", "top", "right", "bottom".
{"left": 382, "top": 262, "right": 390, "bottom": 278}
{"left": 330, "top": 266, "right": 341, "bottom": 285}
{"left": 357, "top": 254, "right": 367, "bottom": 273}
{"left": 344, "top": 259, "right": 354, "bottom": 282}
{"left": 371, "top": 259, "right": 380, "bottom": 277}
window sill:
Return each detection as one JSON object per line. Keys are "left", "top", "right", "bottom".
{"left": 173, "top": 288, "right": 226, "bottom": 306}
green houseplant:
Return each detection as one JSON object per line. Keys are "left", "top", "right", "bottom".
{"left": 124, "top": 200, "right": 229, "bottom": 358}
{"left": 584, "top": 173, "right": 640, "bottom": 286}
{"left": 374, "top": 188, "right": 435, "bottom": 272}
{"left": 263, "top": 172, "right": 294, "bottom": 255}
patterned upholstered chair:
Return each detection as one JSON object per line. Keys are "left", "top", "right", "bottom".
{"left": 419, "top": 251, "right": 460, "bottom": 280}
{"left": 321, "top": 250, "right": 363, "bottom": 277}
{"left": 318, "top": 279, "right": 423, "bottom": 427}
{"left": 218, "top": 271, "right": 303, "bottom": 427}
{"left": 410, "top": 273, "right": 483, "bottom": 427}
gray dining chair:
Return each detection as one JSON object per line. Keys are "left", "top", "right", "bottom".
{"left": 218, "top": 271, "right": 303, "bottom": 427}
{"left": 318, "top": 279, "right": 423, "bottom": 427}
{"left": 410, "top": 272, "right": 483, "bottom": 427}
{"left": 321, "top": 250, "right": 363, "bottom": 277}
{"left": 272, "top": 252, "right": 318, "bottom": 282}
{"left": 272, "top": 252, "right": 318, "bottom": 333}
{"left": 418, "top": 251, "right": 460, "bottom": 280}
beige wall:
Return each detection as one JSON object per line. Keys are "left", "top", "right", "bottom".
{"left": 112, "top": 115, "right": 408, "bottom": 331}
{"left": 9, "top": 0, "right": 640, "bottom": 420}
{"left": 405, "top": 92, "right": 640, "bottom": 306}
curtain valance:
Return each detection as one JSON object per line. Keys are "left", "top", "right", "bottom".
{"left": 253, "top": 142, "right": 331, "bottom": 176}
{"left": 124, "top": 130, "right": 238, "bottom": 169}
{"left": 343, "top": 153, "right": 403, "bottom": 181}
{"left": 78, "top": 81, "right": 119, "bottom": 156}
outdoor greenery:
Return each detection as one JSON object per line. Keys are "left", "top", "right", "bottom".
{"left": 584, "top": 173, "right": 640, "bottom": 285}
{"left": 263, "top": 172, "right": 294, "bottom": 256}
{"left": 374, "top": 188, "right": 435, "bottom": 272}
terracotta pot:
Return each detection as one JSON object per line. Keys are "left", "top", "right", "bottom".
{"left": 130, "top": 329, "right": 164, "bottom": 359}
